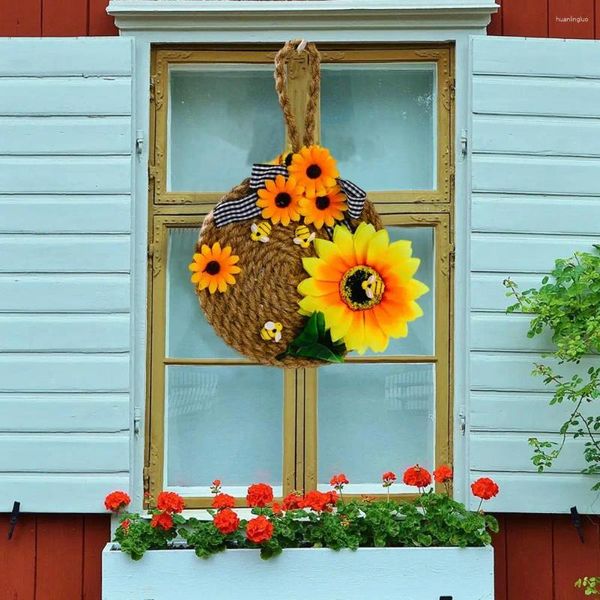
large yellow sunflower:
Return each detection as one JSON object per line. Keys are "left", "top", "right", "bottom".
{"left": 256, "top": 175, "right": 304, "bottom": 226}
{"left": 189, "top": 242, "right": 241, "bottom": 294}
{"left": 287, "top": 145, "right": 339, "bottom": 197}
{"left": 299, "top": 185, "right": 347, "bottom": 229}
{"left": 297, "top": 223, "right": 428, "bottom": 354}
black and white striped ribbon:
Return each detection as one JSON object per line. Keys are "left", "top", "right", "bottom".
{"left": 213, "top": 163, "right": 367, "bottom": 228}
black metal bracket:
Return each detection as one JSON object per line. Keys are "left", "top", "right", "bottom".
{"left": 571, "top": 506, "right": 585, "bottom": 543}
{"left": 7, "top": 501, "right": 20, "bottom": 540}
{"left": 440, "top": 596, "right": 453, "bottom": 600}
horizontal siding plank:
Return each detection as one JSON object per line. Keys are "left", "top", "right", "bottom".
{"left": 472, "top": 115, "right": 600, "bottom": 157}
{"left": 467, "top": 471, "right": 599, "bottom": 514}
{"left": 470, "top": 432, "right": 587, "bottom": 473}
{"left": 471, "top": 233, "right": 597, "bottom": 273}
{"left": 473, "top": 77, "right": 600, "bottom": 118}
{"left": 0, "top": 473, "right": 129, "bottom": 513}
{"left": 0, "top": 314, "right": 130, "bottom": 352}
{"left": 472, "top": 195, "right": 600, "bottom": 235}
{"left": 0, "top": 38, "right": 132, "bottom": 76}
{"left": 470, "top": 352, "right": 597, "bottom": 392}
{"left": 0, "top": 78, "right": 131, "bottom": 116}
{"left": 0, "top": 354, "right": 129, "bottom": 392}
{"left": 470, "top": 273, "right": 544, "bottom": 312}
{"left": 0, "top": 157, "right": 131, "bottom": 194}
{"left": 0, "top": 433, "right": 129, "bottom": 473}
{"left": 472, "top": 155, "right": 600, "bottom": 195}
{"left": 0, "top": 235, "right": 130, "bottom": 273}
{"left": 0, "top": 117, "right": 131, "bottom": 155}
{"left": 0, "top": 394, "right": 129, "bottom": 432}
{"left": 470, "top": 313, "right": 554, "bottom": 352}
{"left": 0, "top": 274, "right": 130, "bottom": 313}
{"left": 0, "top": 196, "right": 131, "bottom": 234}
{"left": 470, "top": 392, "right": 574, "bottom": 432}
{"left": 472, "top": 36, "right": 600, "bottom": 79}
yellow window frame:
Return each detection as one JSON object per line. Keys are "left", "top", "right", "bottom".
{"left": 146, "top": 44, "right": 455, "bottom": 509}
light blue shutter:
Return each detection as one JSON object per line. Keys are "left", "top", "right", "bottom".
{"left": 0, "top": 38, "right": 133, "bottom": 512}
{"left": 468, "top": 36, "right": 600, "bottom": 513}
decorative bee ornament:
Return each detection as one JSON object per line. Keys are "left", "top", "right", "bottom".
{"left": 293, "top": 225, "right": 316, "bottom": 249}
{"left": 260, "top": 321, "right": 283, "bottom": 343}
{"left": 250, "top": 221, "right": 271, "bottom": 243}
{"left": 189, "top": 40, "right": 428, "bottom": 367}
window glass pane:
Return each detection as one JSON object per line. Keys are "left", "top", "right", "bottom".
{"left": 167, "top": 227, "right": 241, "bottom": 359}
{"left": 352, "top": 226, "right": 434, "bottom": 357}
{"left": 318, "top": 363, "right": 435, "bottom": 493}
{"left": 321, "top": 64, "right": 436, "bottom": 191}
{"left": 169, "top": 65, "right": 284, "bottom": 192}
{"left": 165, "top": 365, "right": 284, "bottom": 496}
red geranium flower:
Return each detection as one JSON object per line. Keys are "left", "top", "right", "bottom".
{"left": 301, "top": 490, "right": 338, "bottom": 512}
{"left": 246, "top": 515, "right": 274, "bottom": 544}
{"left": 433, "top": 465, "right": 453, "bottom": 484}
{"left": 471, "top": 477, "right": 499, "bottom": 500}
{"left": 156, "top": 491, "right": 185, "bottom": 514}
{"left": 150, "top": 512, "right": 174, "bottom": 531}
{"left": 272, "top": 502, "right": 283, "bottom": 515}
{"left": 246, "top": 483, "right": 274, "bottom": 508}
{"left": 282, "top": 492, "right": 303, "bottom": 511}
{"left": 212, "top": 493, "right": 235, "bottom": 511}
{"left": 382, "top": 471, "right": 397, "bottom": 487}
{"left": 104, "top": 490, "right": 131, "bottom": 512}
{"left": 213, "top": 508, "right": 240, "bottom": 535}
{"left": 212, "top": 479, "right": 221, "bottom": 488}
{"left": 329, "top": 473, "right": 349, "bottom": 490}
{"left": 403, "top": 465, "right": 432, "bottom": 489}
{"left": 120, "top": 519, "right": 131, "bottom": 532}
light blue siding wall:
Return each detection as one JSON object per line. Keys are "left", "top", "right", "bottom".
{"left": 469, "top": 36, "right": 600, "bottom": 513}
{"left": 0, "top": 38, "right": 133, "bottom": 512}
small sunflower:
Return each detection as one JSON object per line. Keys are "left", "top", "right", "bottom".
{"left": 256, "top": 175, "right": 304, "bottom": 226}
{"left": 297, "top": 223, "right": 428, "bottom": 354}
{"left": 288, "top": 145, "right": 339, "bottom": 197}
{"left": 189, "top": 242, "right": 241, "bottom": 294}
{"left": 299, "top": 185, "right": 347, "bottom": 229}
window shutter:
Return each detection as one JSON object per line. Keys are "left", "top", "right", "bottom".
{"left": 468, "top": 36, "right": 600, "bottom": 513}
{"left": 0, "top": 38, "right": 133, "bottom": 512}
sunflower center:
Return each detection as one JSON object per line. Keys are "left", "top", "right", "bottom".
{"left": 315, "top": 196, "right": 330, "bottom": 210}
{"left": 205, "top": 260, "right": 221, "bottom": 275}
{"left": 306, "top": 164, "right": 322, "bottom": 179}
{"left": 339, "top": 265, "right": 385, "bottom": 310}
{"left": 275, "top": 192, "right": 292, "bottom": 208}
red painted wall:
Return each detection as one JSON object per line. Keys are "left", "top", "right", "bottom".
{"left": 488, "top": 0, "right": 600, "bottom": 38}
{"left": 0, "top": 514, "right": 109, "bottom": 600}
{"left": 1, "top": 513, "right": 599, "bottom": 599}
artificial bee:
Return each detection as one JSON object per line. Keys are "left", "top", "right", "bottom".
{"left": 362, "top": 274, "right": 385, "bottom": 302}
{"left": 250, "top": 221, "right": 272, "bottom": 243}
{"left": 293, "top": 225, "right": 316, "bottom": 249}
{"left": 260, "top": 321, "right": 283, "bottom": 343}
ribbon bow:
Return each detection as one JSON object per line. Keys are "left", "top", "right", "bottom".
{"left": 213, "top": 164, "right": 366, "bottom": 228}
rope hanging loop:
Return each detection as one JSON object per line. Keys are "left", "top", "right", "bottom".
{"left": 273, "top": 39, "right": 321, "bottom": 152}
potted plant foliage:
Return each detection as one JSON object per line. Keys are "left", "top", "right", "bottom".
{"left": 102, "top": 466, "right": 498, "bottom": 600}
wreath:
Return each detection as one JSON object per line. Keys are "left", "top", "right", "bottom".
{"left": 189, "top": 41, "right": 428, "bottom": 367}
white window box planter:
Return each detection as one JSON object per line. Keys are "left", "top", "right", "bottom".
{"left": 102, "top": 543, "right": 494, "bottom": 600}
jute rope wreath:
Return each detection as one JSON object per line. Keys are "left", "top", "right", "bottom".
{"left": 190, "top": 40, "right": 429, "bottom": 367}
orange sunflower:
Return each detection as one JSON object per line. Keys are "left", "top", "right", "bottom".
{"left": 288, "top": 145, "right": 339, "bottom": 198}
{"left": 299, "top": 185, "right": 347, "bottom": 229}
{"left": 297, "top": 223, "right": 428, "bottom": 354}
{"left": 189, "top": 242, "right": 241, "bottom": 294}
{"left": 256, "top": 175, "right": 304, "bottom": 226}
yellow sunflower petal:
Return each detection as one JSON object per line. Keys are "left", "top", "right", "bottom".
{"left": 373, "top": 303, "right": 409, "bottom": 338}
{"left": 343, "top": 312, "right": 366, "bottom": 353}
{"left": 364, "top": 310, "right": 389, "bottom": 353}
{"left": 208, "top": 279, "right": 218, "bottom": 294}
{"left": 298, "top": 278, "right": 339, "bottom": 297}
{"left": 190, "top": 273, "right": 200, "bottom": 283}
{"left": 366, "top": 228, "right": 390, "bottom": 266}
{"left": 302, "top": 257, "right": 344, "bottom": 281}
{"left": 315, "top": 238, "right": 354, "bottom": 271}
{"left": 326, "top": 304, "right": 354, "bottom": 342}
{"left": 353, "top": 222, "right": 376, "bottom": 263}
{"left": 201, "top": 244, "right": 211, "bottom": 257}
{"left": 218, "top": 279, "right": 228, "bottom": 293}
